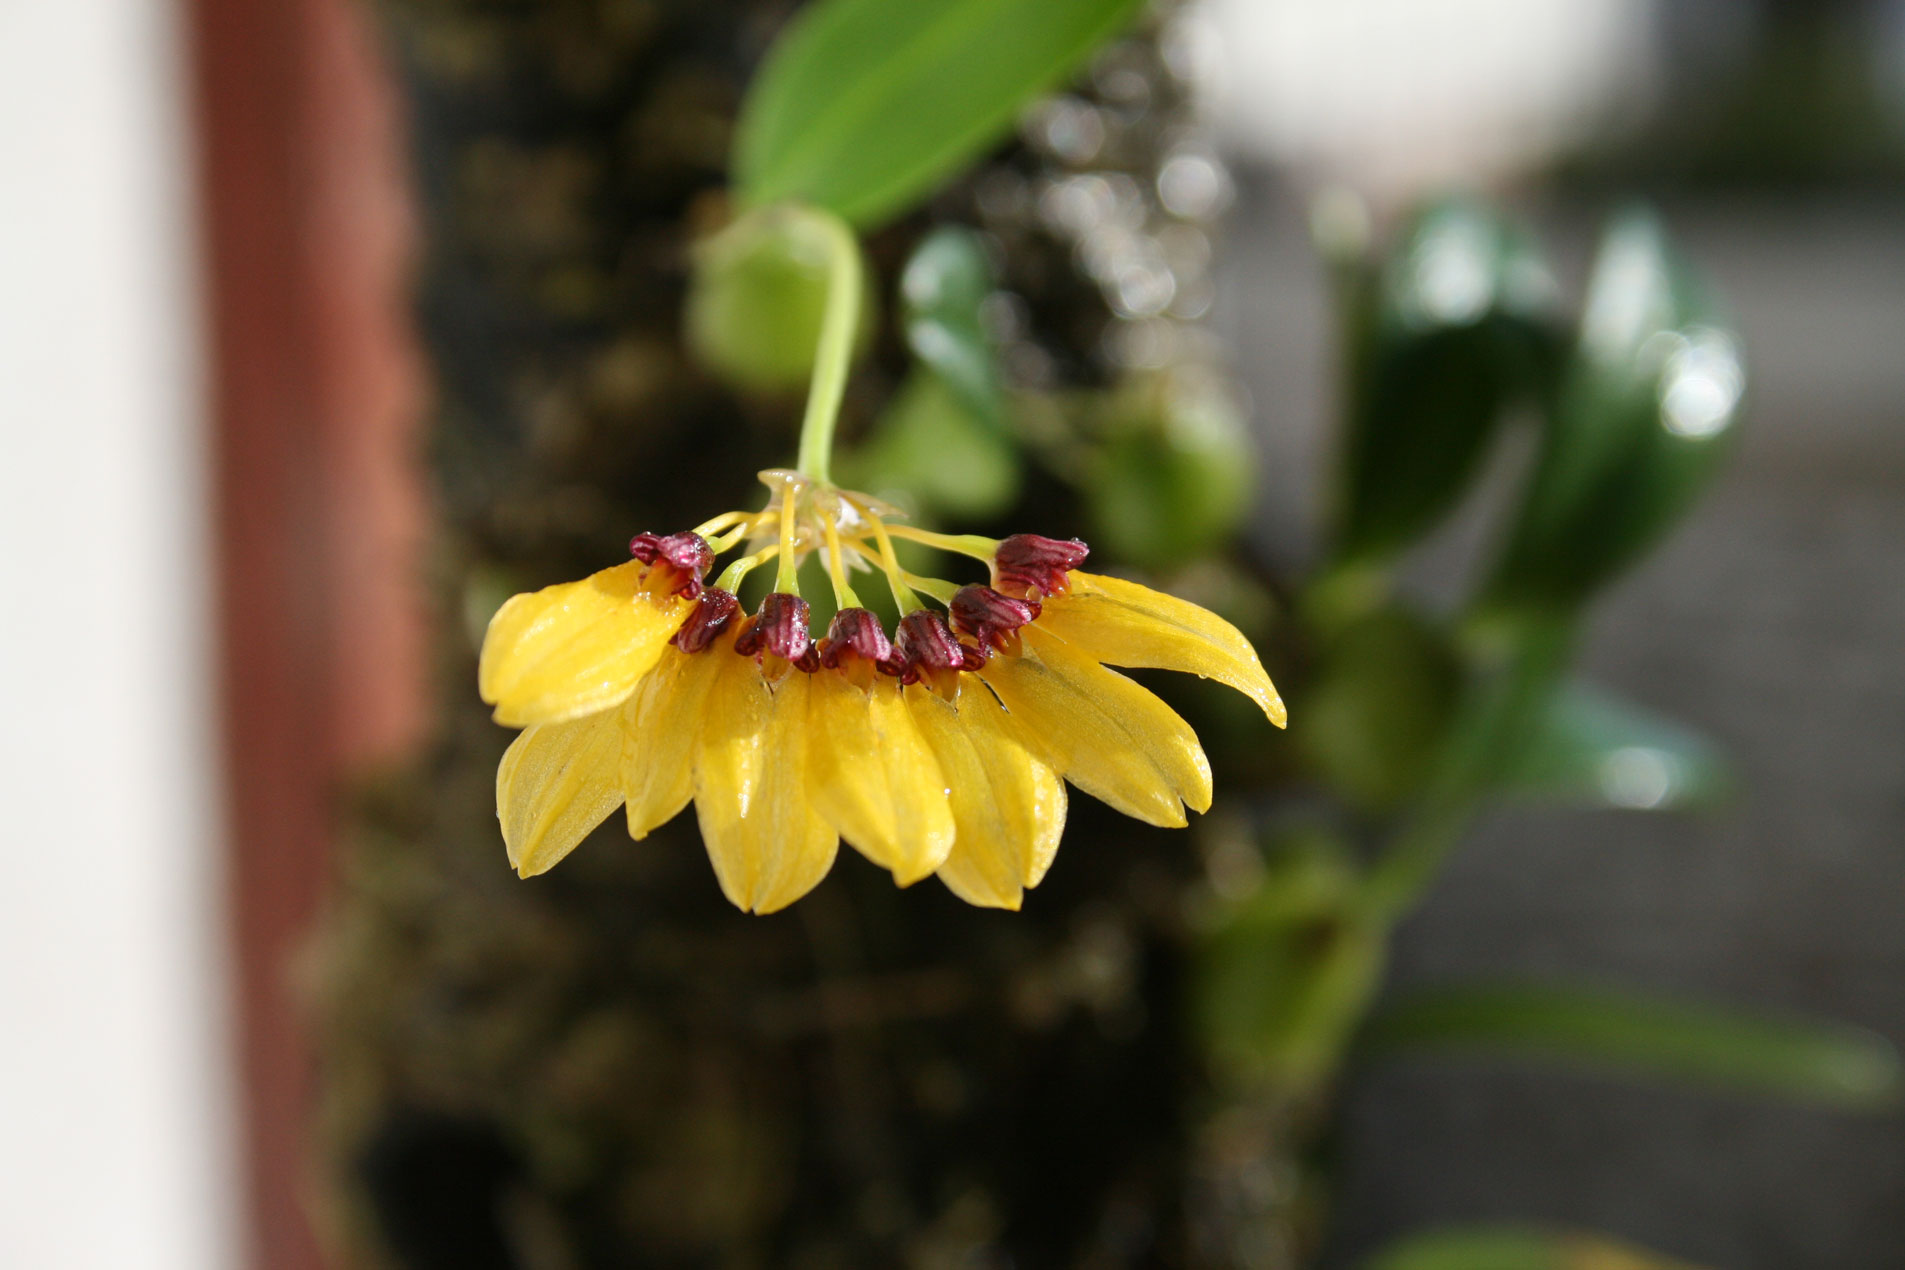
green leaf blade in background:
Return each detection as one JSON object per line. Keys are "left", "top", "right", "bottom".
{"left": 1365, "top": 1225, "right": 1703, "bottom": 1270}
{"left": 1334, "top": 199, "right": 1565, "bottom": 564}
{"left": 1496, "top": 680, "right": 1732, "bottom": 811}
{"left": 901, "top": 226, "right": 1005, "bottom": 427}
{"left": 734, "top": 0, "right": 1147, "bottom": 228}
{"left": 1363, "top": 981, "right": 1902, "bottom": 1110}
{"left": 1482, "top": 209, "right": 1746, "bottom": 613}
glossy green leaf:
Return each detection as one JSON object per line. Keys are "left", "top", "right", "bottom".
{"left": 1365, "top": 1225, "right": 1702, "bottom": 1270}
{"left": 1496, "top": 680, "right": 1731, "bottom": 810}
{"left": 1363, "top": 982, "right": 1902, "bottom": 1110}
{"left": 1483, "top": 209, "right": 1745, "bottom": 612}
{"left": 1335, "top": 200, "right": 1565, "bottom": 562}
{"left": 734, "top": 0, "right": 1146, "bottom": 228}
{"left": 843, "top": 369, "right": 1020, "bottom": 519}
{"left": 901, "top": 227, "right": 1004, "bottom": 427}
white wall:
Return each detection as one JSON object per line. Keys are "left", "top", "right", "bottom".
{"left": 0, "top": 2, "right": 238, "bottom": 1267}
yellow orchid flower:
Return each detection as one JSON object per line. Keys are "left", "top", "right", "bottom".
{"left": 482, "top": 473, "right": 1284, "bottom": 913}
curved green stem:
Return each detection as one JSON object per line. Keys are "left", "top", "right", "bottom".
{"left": 793, "top": 207, "right": 863, "bottom": 486}
{"left": 1360, "top": 615, "right": 1575, "bottom": 920}
{"left": 862, "top": 517, "right": 923, "bottom": 615}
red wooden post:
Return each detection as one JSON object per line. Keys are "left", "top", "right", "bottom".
{"left": 185, "top": 0, "right": 424, "bottom": 1262}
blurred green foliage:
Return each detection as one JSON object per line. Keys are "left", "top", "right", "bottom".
{"left": 684, "top": 206, "right": 875, "bottom": 392}
{"left": 900, "top": 227, "right": 1007, "bottom": 428}
{"left": 1500, "top": 681, "right": 1732, "bottom": 811}
{"left": 1482, "top": 211, "right": 1744, "bottom": 615}
{"left": 733, "top": 0, "right": 1146, "bottom": 227}
{"left": 701, "top": 7, "right": 1882, "bottom": 1262}
{"left": 1084, "top": 373, "right": 1254, "bottom": 568}
{"left": 1335, "top": 200, "right": 1563, "bottom": 563}
{"left": 1195, "top": 831, "right": 1381, "bottom": 1090}
{"left": 1366, "top": 982, "right": 1902, "bottom": 1111}
{"left": 847, "top": 370, "right": 1020, "bottom": 519}
{"left": 1365, "top": 1225, "right": 1702, "bottom": 1270}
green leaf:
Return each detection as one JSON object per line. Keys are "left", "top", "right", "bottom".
{"left": 1335, "top": 200, "right": 1565, "bottom": 562}
{"left": 1365, "top": 1225, "right": 1703, "bottom": 1270}
{"left": 733, "top": 0, "right": 1146, "bottom": 228}
{"left": 1483, "top": 209, "right": 1745, "bottom": 613}
{"left": 1363, "top": 981, "right": 1902, "bottom": 1110}
{"left": 1496, "top": 680, "right": 1731, "bottom": 810}
{"left": 901, "top": 228, "right": 1004, "bottom": 428}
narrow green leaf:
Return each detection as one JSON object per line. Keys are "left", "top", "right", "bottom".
{"left": 901, "top": 227, "right": 1004, "bottom": 427}
{"left": 734, "top": 0, "right": 1146, "bottom": 228}
{"left": 1365, "top": 1225, "right": 1703, "bottom": 1270}
{"left": 1363, "top": 981, "right": 1902, "bottom": 1110}
{"left": 1483, "top": 209, "right": 1745, "bottom": 613}
{"left": 1334, "top": 199, "right": 1565, "bottom": 562}
{"left": 1497, "top": 680, "right": 1731, "bottom": 810}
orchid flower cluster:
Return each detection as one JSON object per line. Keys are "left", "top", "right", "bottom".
{"left": 476, "top": 207, "right": 1283, "bottom": 912}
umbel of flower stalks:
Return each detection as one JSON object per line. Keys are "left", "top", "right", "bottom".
{"left": 481, "top": 471, "right": 1284, "bottom": 912}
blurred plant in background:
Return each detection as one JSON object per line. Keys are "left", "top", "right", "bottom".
{"left": 320, "top": 0, "right": 1900, "bottom": 1266}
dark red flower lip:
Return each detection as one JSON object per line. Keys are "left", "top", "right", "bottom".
{"left": 631, "top": 530, "right": 714, "bottom": 598}
{"left": 671, "top": 588, "right": 741, "bottom": 653}
{"left": 950, "top": 584, "right": 1040, "bottom": 654}
{"left": 894, "top": 610, "right": 985, "bottom": 694}
{"left": 820, "top": 608, "right": 905, "bottom": 678}
{"left": 993, "top": 534, "right": 1088, "bottom": 599}
{"left": 734, "top": 592, "right": 821, "bottom": 672}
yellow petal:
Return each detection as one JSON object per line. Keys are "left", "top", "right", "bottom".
{"left": 979, "top": 630, "right": 1211, "bottom": 825}
{"left": 1041, "top": 571, "right": 1286, "bottom": 727}
{"left": 479, "top": 561, "right": 691, "bottom": 728}
{"left": 910, "top": 681, "right": 1067, "bottom": 909}
{"left": 1025, "top": 628, "right": 1213, "bottom": 814}
{"left": 621, "top": 643, "right": 725, "bottom": 839}
{"left": 497, "top": 705, "right": 626, "bottom": 877}
{"left": 808, "top": 672, "right": 956, "bottom": 885}
{"left": 693, "top": 664, "right": 839, "bottom": 913}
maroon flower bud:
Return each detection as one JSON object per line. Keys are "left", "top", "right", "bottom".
{"left": 733, "top": 592, "right": 818, "bottom": 672}
{"left": 896, "top": 610, "right": 978, "bottom": 698}
{"left": 819, "top": 608, "right": 902, "bottom": 687}
{"left": 669, "top": 587, "right": 740, "bottom": 653}
{"left": 950, "top": 584, "right": 1040, "bottom": 655}
{"left": 820, "top": 608, "right": 895, "bottom": 667}
{"left": 993, "top": 534, "right": 1088, "bottom": 599}
{"left": 629, "top": 530, "right": 715, "bottom": 598}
